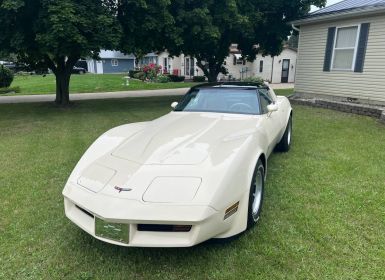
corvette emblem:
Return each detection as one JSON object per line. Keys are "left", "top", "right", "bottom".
{"left": 114, "top": 186, "right": 132, "bottom": 193}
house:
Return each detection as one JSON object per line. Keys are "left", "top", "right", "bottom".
{"left": 87, "top": 47, "right": 297, "bottom": 84}
{"left": 292, "top": 0, "right": 385, "bottom": 105}
{"left": 221, "top": 44, "right": 297, "bottom": 83}
{"left": 87, "top": 50, "right": 135, "bottom": 74}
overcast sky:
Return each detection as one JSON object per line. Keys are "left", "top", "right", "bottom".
{"left": 311, "top": 0, "right": 342, "bottom": 12}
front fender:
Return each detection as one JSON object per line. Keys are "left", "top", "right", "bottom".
{"left": 64, "top": 122, "right": 149, "bottom": 188}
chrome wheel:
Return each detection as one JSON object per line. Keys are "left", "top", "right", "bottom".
{"left": 252, "top": 169, "right": 263, "bottom": 221}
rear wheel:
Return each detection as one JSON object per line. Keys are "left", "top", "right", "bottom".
{"left": 276, "top": 115, "right": 292, "bottom": 152}
{"left": 247, "top": 159, "right": 265, "bottom": 229}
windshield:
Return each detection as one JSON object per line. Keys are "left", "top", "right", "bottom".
{"left": 175, "top": 88, "right": 261, "bottom": 115}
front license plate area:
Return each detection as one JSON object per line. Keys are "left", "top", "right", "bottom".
{"left": 95, "top": 217, "right": 129, "bottom": 244}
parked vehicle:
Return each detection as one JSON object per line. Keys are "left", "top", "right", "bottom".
{"left": 72, "top": 66, "right": 87, "bottom": 74}
{"left": 63, "top": 82, "right": 293, "bottom": 247}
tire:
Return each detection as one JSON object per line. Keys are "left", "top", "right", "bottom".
{"left": 247, "top": 159, "right": 265, "bottom": 229}
{"left": 276, "top": 115, "right": 292, "bottom": 152}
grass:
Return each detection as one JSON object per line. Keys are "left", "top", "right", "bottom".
{"left": 1, "top": 97, "right": 384, "bottom": 279}
{"left": 7, "top": 74, "right": 197, "bottom": 96}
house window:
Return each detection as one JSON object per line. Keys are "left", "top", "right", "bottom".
{"left": 233, "top": 54, "right": 244, "bottom": 65}
{"left": 111, "top": 59, "right": 119, "bottom": 67}
{"left": 259, "top": 60, "right": 263, "bottom": 73}
{"left": 332, "top": 26, "right": 359, "bottom": 70}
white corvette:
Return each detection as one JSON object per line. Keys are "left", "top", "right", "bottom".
{"left": 63, "top": 82, "right": 292, "bottom": 247}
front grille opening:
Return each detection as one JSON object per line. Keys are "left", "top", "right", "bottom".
{"left": 137, "top": 224, "right": 192, "bottom": 232}
{"left": 75, "top": 205, "right": 94, "bottom": 218}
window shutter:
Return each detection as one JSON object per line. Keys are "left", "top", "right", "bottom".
{"left": 354, "top": 23, "right": 370, "bottom": 73}
{"left": 323, "top": 27, "right": 336, "bottom": 72}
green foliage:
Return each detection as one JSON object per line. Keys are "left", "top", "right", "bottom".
{"left": 117, "top": 0, "right": 179, "bottom": 56}
{"left": 142, "top": 63, "right": 162, "bottom": 82}
{"left": 243, "top": 76, "right": 265, "bottom": 85}
{"left": 0, "top": 86, "right": 20, "bottom": 94}
{"left": 129, "top": 70, "right": 142, "bottom": 78}
{"left": 193, "top": 76, "right": 206, "bottom": 83}
{"left": 0, "top": 65, "right": 14, "bottom": 88}
{"left": 156, "top": 75, "right": 170, "bottom": 83}
{"left": 133, "top": 72, "right": 146, "bottom": 81}
{"left": 168, "top": 75, "right": 185, "bottom": 82}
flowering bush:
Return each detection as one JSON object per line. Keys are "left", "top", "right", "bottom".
{"left": 142, "top": 63, "right": 162, "bottom": 82}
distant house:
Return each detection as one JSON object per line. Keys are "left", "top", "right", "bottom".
{"left": 221, "top": 44, "right": 297, "bottom": 83}
{"left": 292, "top": 0, "right": 385, "bottom": 105}
{"left": 88, "top": 47, "right": 297, "bottom": 84}
{"left": 87, "top": 50, "right": 135, "bottom": 74}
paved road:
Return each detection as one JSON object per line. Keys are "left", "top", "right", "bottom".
{"left": 0, "top": 83, "right": 294, "bottom": 104}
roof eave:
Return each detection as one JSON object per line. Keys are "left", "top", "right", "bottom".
{"left": 291, "top": 5, "right": 385, "bottom": 26}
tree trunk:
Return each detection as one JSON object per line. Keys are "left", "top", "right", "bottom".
{"left": 196, "top": 59, "right": 221, "bottom": 83}
{"left": 44, "top": 55, "right": 79, "bottom": 106}
{"left": 54, "top": 70, "right": 71, "bottom": 106}
{"left": 207, "top": 67, "right": 219, "bottom": 83}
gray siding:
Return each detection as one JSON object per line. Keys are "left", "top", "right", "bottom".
{"left": 102, "top": 59, "right": 135, "bottom": 73}
{"left": 295, "top": 14, "right": 385, "bottom": 103}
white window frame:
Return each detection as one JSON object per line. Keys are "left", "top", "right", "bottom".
{"left": 111, "top": 59, "right": 119, "bottom": 67}
{"left": 331, "top": 24, "right": 361, "bottom": 71}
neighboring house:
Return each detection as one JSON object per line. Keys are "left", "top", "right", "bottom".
{"left": 292, "top": 0, "right": 385, "bottom": 105}
{"left": 88, "top": 48, "right": 297, "bottom": 84}
{"left": 221, "top": 44, "right": 297, "bottom": 83}
{"left": 87, "top": 50, "right": 135, "bottom": 74}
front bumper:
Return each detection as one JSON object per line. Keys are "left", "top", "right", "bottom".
{"left": 63, "top": 184, "right": 230, "bottom": 247}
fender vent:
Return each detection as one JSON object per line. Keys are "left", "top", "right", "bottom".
{"left": 137, "top": 224, "right": 192, "bottom": 232}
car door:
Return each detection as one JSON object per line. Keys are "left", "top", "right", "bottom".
{"left": 258, "top": 88, "right": 283, "bottom": 156}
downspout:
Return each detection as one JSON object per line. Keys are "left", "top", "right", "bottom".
{"left": 291, "top": 24, "right": 300, "bottom": 85}
{"left": 291, "top": 24, "right": 300, "bottom": 32}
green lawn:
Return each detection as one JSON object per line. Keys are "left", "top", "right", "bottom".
{"left": 0, "top": 97, "right": 384, "bottom": 279}
{"left": 8, "top": 74, "right": 197, "bottom": 95}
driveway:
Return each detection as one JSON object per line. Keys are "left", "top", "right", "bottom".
{"left": 0, "top": 83, "right": 294, "bottom": 104}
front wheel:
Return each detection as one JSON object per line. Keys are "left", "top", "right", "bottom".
{"left": 276, "top": 115, "right": 292, "bottom": 152}
{"left": 247, "top": 159, "right": 265, "bottom": 229}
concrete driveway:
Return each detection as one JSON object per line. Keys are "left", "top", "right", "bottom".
{"left": 0, "top": 83, "right": 294, "bottom": 104}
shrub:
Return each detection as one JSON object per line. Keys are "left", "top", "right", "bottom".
{"left": 0, "top": 86, "right": 21, "bottom": 95}
{"left": 242, "top": 76, "right": 265, "bottom": 86}
{"left": 0, "top": 65, "right": 14, "bottom": 88}
{"left": 129, "top": 70, "right": 142, "bottom": 78}
{"left": 193, "top": 76, "right": 206, "bottom": 83}
{"left": 142, "top": 63, "right": 162, "bottom": 82}
{"left": 168, "top": 75, "right": 185, "bottom": 82}
{"left": 157, "top": 75, "right": 170, "bottom": 83}
{"left": 133, "top": 72, "right": 145, "bottom": 81}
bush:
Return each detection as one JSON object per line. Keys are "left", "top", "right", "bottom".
{"left": 156, "top": 75, "right": 170, "bottom": 83}
{"left": 168, "top": 75, "right": 185, "bottom": 82}
{"left": 129, "top": 70, "right": 142, "bottom": 78}
{"left": 242, "top": 76, "right": 265, "bottom": 86}
{"left": 0, "top": 65, "right": 14, "bottom": 88}
{"left": 0, "top": 86, "right": 21, "bottom": 95}
{"left": 133, "top": 72, "right": 145, "bottom": 81}
{"left": 193, "top": 76, "right": 206, "bottom": 83}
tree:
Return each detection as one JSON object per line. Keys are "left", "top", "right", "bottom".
{"left": 0, "top": 0, "right": 121, "bottom": 106}
{"left": 167, "top": 0, "right": 325, "bottom": 82}
{"left": 117, "top": 0, "right": 180, "bottom": 58}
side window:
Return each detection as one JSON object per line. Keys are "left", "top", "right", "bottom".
{"left": 259, "top": 89, "right": 273, "bottom": 114}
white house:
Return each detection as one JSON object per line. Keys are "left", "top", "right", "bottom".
{"left": 220, "top": 45, "right": 297, "bottom": 83}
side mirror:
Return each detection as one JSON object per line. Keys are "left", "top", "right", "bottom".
{"left": 267, "top": 103, "right": 278, "bottom": 113}
{"left": 171, "top": 102, "right": 179, "bottom": 110}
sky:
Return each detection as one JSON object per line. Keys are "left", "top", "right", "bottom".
{"left": 311, "top": 0, "right": 342, "bottom": 12}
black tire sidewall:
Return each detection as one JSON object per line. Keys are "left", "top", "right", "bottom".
{"left": 247, "top": 160, "right": 265, "bottom": 229}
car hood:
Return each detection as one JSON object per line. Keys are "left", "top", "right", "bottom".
{"left": 111, "top": 112, "right": 259, "bottom": 165}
